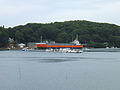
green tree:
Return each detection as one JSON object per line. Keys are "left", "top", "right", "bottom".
{"left": 0, "top": 27, "right": 9, "bottom": 47}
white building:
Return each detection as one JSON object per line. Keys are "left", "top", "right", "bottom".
{"left": 18, "top": 43, "right": 25, "bottom": 48}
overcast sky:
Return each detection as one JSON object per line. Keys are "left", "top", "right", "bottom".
{"left": 0, "top": 0, "right": 120, "bottom": 27}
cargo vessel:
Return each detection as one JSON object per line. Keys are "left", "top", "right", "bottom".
{"left": 35, "top": 36, "right": 84, "bottom": 53}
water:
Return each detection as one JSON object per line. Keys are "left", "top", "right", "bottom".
{"left": 0, "top": 51, "right": 120, "bottom": 90}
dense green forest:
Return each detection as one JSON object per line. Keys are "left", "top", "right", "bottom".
{"left": 1, "top": 20, "right": 120, "bottom": 48}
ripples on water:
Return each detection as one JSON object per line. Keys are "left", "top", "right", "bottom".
{"left": 0, "top": 52, "right": 119, "bottom": 63}
{"left": 1, "top": 51, "right": 87, "bottom": 63}
{"left": 0, "top": 51, "right": 120, "bottom": 90}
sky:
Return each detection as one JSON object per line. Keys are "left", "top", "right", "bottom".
{"left": 0, "top": 0, "right": 120, "bottom": 27}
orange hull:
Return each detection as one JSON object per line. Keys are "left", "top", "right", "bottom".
{"left": 36, "top": 44, "right": 83, "bottom": 48}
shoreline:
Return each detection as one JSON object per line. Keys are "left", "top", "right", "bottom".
{"left": 0, "top": 48, "right": 21, "bottom": 51}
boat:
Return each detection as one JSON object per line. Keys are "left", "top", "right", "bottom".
{"left": 35, "top": 36, "right": 84, "bottom": 53}
{"left": 61, "top": 48, "right": 83, "bottom": 53}
{"left": 22, "top": 47, "right": 34, "bottom": 51}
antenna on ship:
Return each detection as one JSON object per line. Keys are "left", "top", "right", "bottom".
{"left": 75, "top": 34, "right": 79, "bottom": 40}
{"left": 72, "top": 34, "right": 81, "bottom": 45}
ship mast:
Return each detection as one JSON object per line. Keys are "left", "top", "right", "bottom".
{"left": 72, "top": 34, "right": 81, "bottom": 45}
{"left": 75, "top": 34, "right": 79, "bottom": 40}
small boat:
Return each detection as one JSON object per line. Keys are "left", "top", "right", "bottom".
{"left": 22, "top": 47, "right": 34, "bottom": 51}
{"left": 60, "top": 48, "right": 83, "bottom": 53}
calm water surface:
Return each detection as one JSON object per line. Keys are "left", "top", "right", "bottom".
{"left": 0, "top": 51, "right": 120, "bottom": 90}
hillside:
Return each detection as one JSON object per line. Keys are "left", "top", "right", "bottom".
{"left": 1, "top": 20, "right": 120, "bottom": 48}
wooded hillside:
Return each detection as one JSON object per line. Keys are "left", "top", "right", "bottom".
{"left": 1, "top": 20, "right": 120, "bottom": 48}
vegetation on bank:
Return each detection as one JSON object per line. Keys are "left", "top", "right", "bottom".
{"left": 1, "top": 20, "right": 120, "bottom": 48}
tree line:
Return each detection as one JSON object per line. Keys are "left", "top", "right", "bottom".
{"left": 1, "top": 20, "right": 120, "bottom": 48}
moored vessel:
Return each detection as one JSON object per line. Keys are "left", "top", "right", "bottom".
{"left": 35, "top": 36, "right": 84, "bottom": 53}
